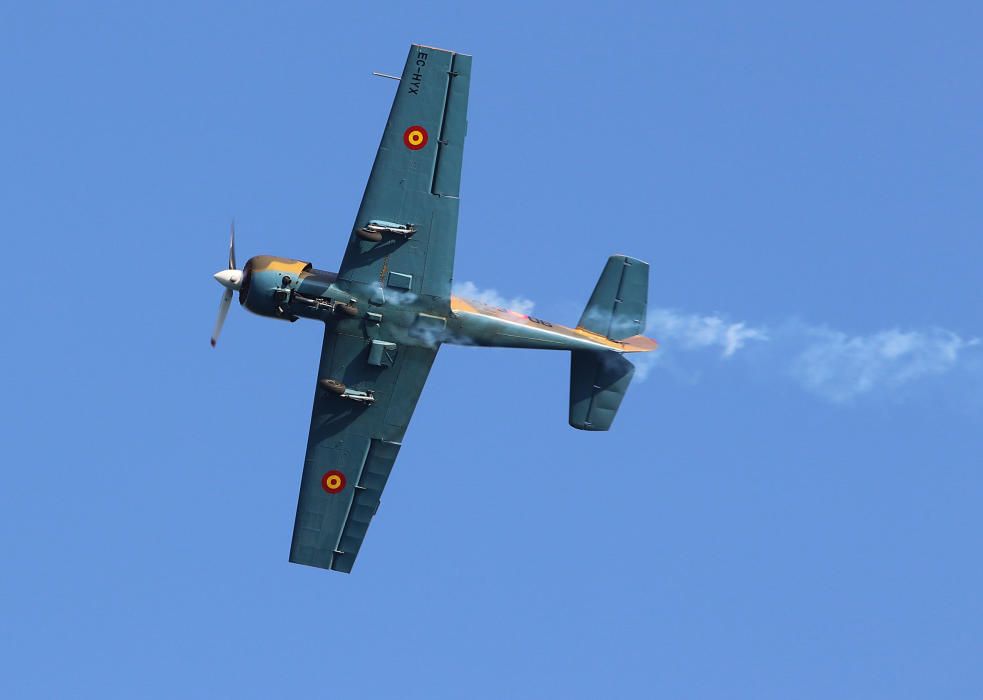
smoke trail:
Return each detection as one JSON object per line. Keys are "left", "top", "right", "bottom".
{"left": 452, "top": 281, "right": 535, "bottom": 315}
{"left": 443, "top": 285, "right": 980, "bottom": 402}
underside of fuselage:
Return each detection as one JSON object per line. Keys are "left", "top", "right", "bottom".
{"left": 235, "top": 254, "right": 656, "bottom": 354}
{"left": 447, "top": 296, "right": 657, "bottom": 353}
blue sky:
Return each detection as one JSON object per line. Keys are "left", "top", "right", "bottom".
{"left": 2, "top": 2, "right": 981, "bottom": 697}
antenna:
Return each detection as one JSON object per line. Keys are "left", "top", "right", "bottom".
{"left": 372, "top": 71, "right": 400, "bottom": 81}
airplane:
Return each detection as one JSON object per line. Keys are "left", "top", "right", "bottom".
{"left": 210, "top": 44, "right": 658, "bottom": 573}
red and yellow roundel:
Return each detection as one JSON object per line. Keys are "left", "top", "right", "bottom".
{"left": 403, "top": 125, "right": 428, "bottom": 150}
{"left": 321, "top": 470, "right": 346, "bottom": 494}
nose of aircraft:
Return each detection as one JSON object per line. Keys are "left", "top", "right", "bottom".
{"left": 214, "top": 268, "right": 243, "bottom": 290}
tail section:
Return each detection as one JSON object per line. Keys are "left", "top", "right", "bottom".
{"left": 569, "top": 255, "right": 653, "bottom": 431}
{"left": 578, "top": 255, "right": 649, "bottom": 341}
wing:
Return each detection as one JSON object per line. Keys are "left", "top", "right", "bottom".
{"left": 289, "top": 324, "right": 438, "bottom": 572}
{"left": 337, "top": 44, "right": 471, "bottom": 306}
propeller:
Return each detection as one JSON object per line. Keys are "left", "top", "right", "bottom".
{"left": 211, "top": 221, "right": 243, "bottom": 347}
{"left": 228, "top": 219, "right": 237, "bottom": 270}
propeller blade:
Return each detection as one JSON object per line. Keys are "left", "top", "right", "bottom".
{"left": 228, "top": 220, "right": 237, "bottom": 270}
{"left": 210, "top": 288, "right": 234, "bottom": 347}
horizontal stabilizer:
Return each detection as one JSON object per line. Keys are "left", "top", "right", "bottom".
{"left": 578, "top": 255, "right": 649, "bottom": 341}
{"left": 569, "top": 351, "right": 635, "bottom": 431}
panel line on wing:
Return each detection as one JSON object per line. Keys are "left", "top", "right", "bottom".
{"left": 332, "top": 438, "right": 404, "bottom": 572}
{"left": 330, "top": 437, "right": 371, "bottom": 564}
{"left": 430, "top": 65, "right": 455, "bottom": 196}
{"left": 431, "top": 53, "right": 469, "bottom": 199}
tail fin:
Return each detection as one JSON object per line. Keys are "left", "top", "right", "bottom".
{"left": 578, "top": 255, "right": 649, "bottom": 341}
{"left": 569, "top": 350, "right": 635, "bottom": 431}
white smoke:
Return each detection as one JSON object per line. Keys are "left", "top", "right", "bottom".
{"left": 370, "top": 282, "right": 418, "bottom": 306}
{"left": 452, "top": 281, "right": 535, "bottom": 315}
{"left": 789, "top": 326, "right": 980, "bottom": 402}
{"left": 441, "top": 287, "right": 979, "bottom": 403}
{"left": 643, "top": 309, "right": 979, "bottom": 401}
{"left": 647, "top": 309, "right": 769, "bottom": 357}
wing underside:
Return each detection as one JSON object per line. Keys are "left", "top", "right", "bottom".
{"left": 337, "top": 44, "right": 471, "bottom": 306}
{"left": 290, "top": 325, "right": 437, "bottom": 572}
{"left": 290, "top": 44, "right": 470, "bottom": 573}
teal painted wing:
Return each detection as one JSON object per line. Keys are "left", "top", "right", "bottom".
{"left": 289, "top": 324, "right": 438, "bottom": 572}
{"left": 337, "top": 44, "right": 471, "bottom": 305}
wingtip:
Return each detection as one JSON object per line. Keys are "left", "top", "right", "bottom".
{"left": 413, "top": 43, "right": 471, "bottom": 57}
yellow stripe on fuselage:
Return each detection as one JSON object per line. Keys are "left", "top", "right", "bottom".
{"left": 449, "top": 295, "right": 657, "bottom": 353}
{"left": 248, "top": 255, "right": 313, "bottom": 276}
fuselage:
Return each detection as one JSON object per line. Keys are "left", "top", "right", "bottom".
{"left": 447, "top": 296, "right": 655, "bottom": 353}
{"left": 238, "top": 254, "right": 656, "bottom": 354}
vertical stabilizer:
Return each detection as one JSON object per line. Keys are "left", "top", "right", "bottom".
{"left": 577, "top": 255, "right": 649, "bottom": 341}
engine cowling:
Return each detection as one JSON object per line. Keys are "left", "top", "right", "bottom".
{"left": 239, "top": 255, "right": 313, "bottom": 319}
